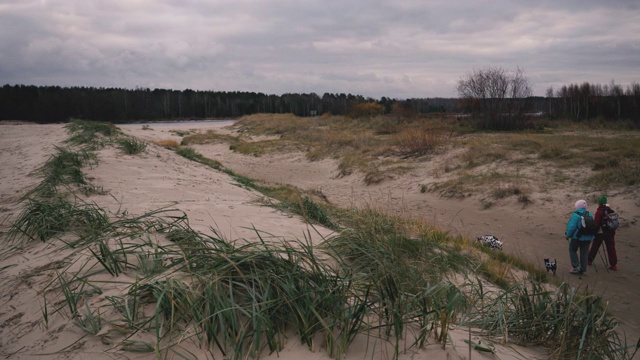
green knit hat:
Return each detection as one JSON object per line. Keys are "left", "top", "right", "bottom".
{"left": 598, "top": 196, "right": 607, "bottom": 204}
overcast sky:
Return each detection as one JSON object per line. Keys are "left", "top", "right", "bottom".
{"left": 1, "top": 1, "right": 639, "bottom": 99}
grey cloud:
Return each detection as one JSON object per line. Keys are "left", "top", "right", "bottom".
{"left": 0, "top": 0, "right": 638, "bottom": 99}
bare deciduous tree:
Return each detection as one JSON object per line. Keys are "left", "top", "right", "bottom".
{"left": 457, "top": 67, "right": 533, "bottom": 130}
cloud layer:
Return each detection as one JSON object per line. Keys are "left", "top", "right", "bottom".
{"left": 1, "top": 0, "right": 639, "bottom": 98}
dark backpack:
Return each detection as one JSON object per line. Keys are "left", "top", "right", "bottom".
{"left": 577, "top": 211, "right": 597, "bottom": 237}
{"left": 602, "top": 208, "right": 619, "bottom": 231}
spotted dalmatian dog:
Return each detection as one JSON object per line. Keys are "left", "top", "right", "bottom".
{"left": 476, "top": 235, "right": 503, "bottom": 250}
{"left": 544, "top": 258, "right": 557, "bottom": 276}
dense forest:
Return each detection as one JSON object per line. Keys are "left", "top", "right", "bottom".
{"left": 0, "top": 83, "right": 638, "bottom": 124}
{"left": 0, "top": 85, "right": 455, "bottom": 123}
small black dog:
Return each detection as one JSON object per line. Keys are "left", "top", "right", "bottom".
{"left": 476, "top": 235, "right": 503, "bottom": 250}
{"left": 544, "top": 258, "right": 557, "bottom": 276}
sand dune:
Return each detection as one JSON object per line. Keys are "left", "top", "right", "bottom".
{"left": 1, "top": 121, "right": 636, "bottom": 359}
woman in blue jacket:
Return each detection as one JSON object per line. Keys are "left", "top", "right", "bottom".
{"left": 565, "top": 199, "right": 595, "bottom": 274}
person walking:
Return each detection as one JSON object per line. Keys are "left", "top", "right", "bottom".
{"left": 588, "top": 196, "right": 619, "bottom": 271}
{"left": 565, "top": 199, "right": 596, "bottom": 274}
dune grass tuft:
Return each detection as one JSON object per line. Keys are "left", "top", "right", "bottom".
{"left": 468, "top": 281, "right": 627, "bottom": 359}
{"left": 64, "top": 118, "right": 118, "bottom": 149}
{"left": 8, "top": 196, "right": 110, "bottom": 242}
{"left": 117, "top": 136, "right": 147, "bottom": 154}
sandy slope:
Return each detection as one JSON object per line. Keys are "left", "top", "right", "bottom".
{"left": 123, "top": 121, "right": 640, "bottom": 346}
{"left": 0, "top": 121, "right": 634, "bottom": 359}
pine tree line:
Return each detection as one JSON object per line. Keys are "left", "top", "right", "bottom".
{"left": 0, "top": 85, "right": 457, "bottom": 123}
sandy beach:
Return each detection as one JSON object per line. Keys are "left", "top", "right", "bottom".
{"left": 1, "top": 121, "right": 637, "bottom": 359}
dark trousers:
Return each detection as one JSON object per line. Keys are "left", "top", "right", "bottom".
{"left": 569, "top": 238, "right": 591, "bottom": 273}
{"left": 588, "top": 231, "right": 617, "bottom": 266}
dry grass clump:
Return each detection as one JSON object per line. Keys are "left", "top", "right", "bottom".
{"left": 234, "top": 113, "right": 311, "bottom": 136}
{"left": 181, "top": 130, "right": 239, "bottom": 146}
{"left": 458, "top": 138, "right": 509, "bottom": 168}
{"left": 230, "top": 139, "right": 306, "bottom": 156}
{"left": 169, "top": 129, "right": 191, "bottom": 136}
{"left": 153, "top": 139, "right": 180, "bottom": 149}
{"left": 428, "top": 171, "right": 529, "bottom": 199}
{"left": 307, "top": 129, "right": 382, "bottom": 161}
{"left": 394, "top": 128, "right": 450, "bottom": 157}
{"left": 491, "top": 184, "right": 526, "bottom": 200}
{"left": 181, "top": 128, "right": 305, "bottom": 157}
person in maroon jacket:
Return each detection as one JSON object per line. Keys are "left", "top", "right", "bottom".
{"left": 588, "top": 196, "right": 618, "bottom": 271}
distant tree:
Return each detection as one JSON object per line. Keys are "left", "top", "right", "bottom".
{"left": 610, "top": 80, "right": 624, "bottom": 119}
{"left": 545, "top": 86, "right": 554, "bottom": 117}
{"left": 457, "top": 67, "right": 533, "bottom": 130}
{"left": 627, "top": 82, "right": 640, "bottom": 122}
{"left": 580, "top": 82, "right": 592, "bottom": 119}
